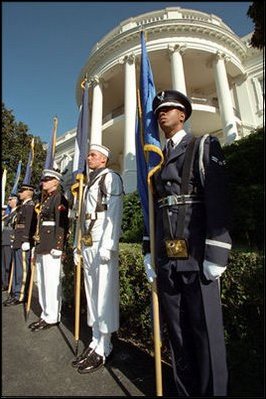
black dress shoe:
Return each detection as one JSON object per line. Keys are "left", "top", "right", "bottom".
{"left": 28, "top": 319, "right": 43, "bottom": 329}
{"left": 72, "top": 346, "right": 93, "bottom": 368}
{"left": 31, "top": 319, "right": 59, "bottom": 332}
{"left": 4, "top": 297, "right": 23, "bottom": 306}
{"left": 78, "top": 351, "right": 104, "bottom": 374}
{"left": 3, "top": 295, "right": 15, "bottom": 306}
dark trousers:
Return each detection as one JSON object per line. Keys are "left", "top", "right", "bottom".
{"left": 158, "top": 266, "right": 227, "bottom": 396}
{"left": 1, "top": 245, "right": 13, "bottom": 288}
{"left": 12, "top": 248, "right": 31, "bottom": 301}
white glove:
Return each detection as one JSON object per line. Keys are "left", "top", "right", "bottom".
{"left": 22, "top": 242, "right": 30, "bottom": 251}
{"left": 144, "top": 253, "right": 157, "bottom": 283}
{"left": 50, "top": 248, "right": 62, "bottom": 257}
{"left": 99, "top": 248, "right": 111, "bottom": 263}
{"left": 73, "top": 248, "right": 79, "bottom": 266}
{"left": 203, "top": 260, "right": 227, "bottom": 281}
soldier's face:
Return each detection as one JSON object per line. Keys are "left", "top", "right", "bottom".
{"left": 19, "top": 189, "right": 33, "bottom": 201}
{"left": 157, "top": 107, "right": 186, "bottom": 137}
{"left": 42, "top": 177, "right": 59, "bottom": 191}
{"left": 87, "top": 150, "right": 107, "bottom": 170}
{"left": 8, "top": 198, "right": 17, "bottom": 208}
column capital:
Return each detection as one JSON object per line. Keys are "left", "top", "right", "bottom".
{"left": 168, "top": 44, "right": 187, "bottom": 55}
{"left": 89, "top": 75, "right": 104, "bottom": 87}
{"left": 120, "top": 53, "right": 136, "bottom": 65}
{"left": 215, "top": 51, "right": 231, "bottom": 64}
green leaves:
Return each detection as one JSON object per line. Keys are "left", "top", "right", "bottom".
{"left": 2, "top": 102, "right": 46, "bottom": 196}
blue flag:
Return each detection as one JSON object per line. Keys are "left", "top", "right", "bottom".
{"left": 136, "top": 31, "right": 164, "bottom": 232}
{"left": 71, "top": 80, "right": 89, "bottom": 197}
{"left": 44, "top": 116, "right": 58, "bottom": 170}
{"left": 22, "top": 138, "right": 35, "bottom": 185}
{"left": 11, "top": 160, "right": 22, "bottom": 195}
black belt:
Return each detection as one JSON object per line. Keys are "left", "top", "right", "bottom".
{"left": 158, "top": 194, "right": 203, "bottom": 208}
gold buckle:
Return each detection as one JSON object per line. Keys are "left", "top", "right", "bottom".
{"left": 165, "top": 238, "right": 189, "bottom": 259}
{"left": 81, "top": 233, "right": 93, "bottom": 247}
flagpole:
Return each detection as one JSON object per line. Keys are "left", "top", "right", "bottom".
{"left": 148, "top": 178, "right": 163, "bottom": 396}
{"left": 2, "top": 168, "right": 7, "bottom": 209}
{"left": 74, "top": 173, "right": 84, "bottom": 356}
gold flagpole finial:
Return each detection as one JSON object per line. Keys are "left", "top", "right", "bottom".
{"left": 81, "top": 76, "right": 87, "bottom": 89}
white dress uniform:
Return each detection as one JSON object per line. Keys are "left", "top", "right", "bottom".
{"left": 81, "top": 167, "right": 123, "bottom": 358}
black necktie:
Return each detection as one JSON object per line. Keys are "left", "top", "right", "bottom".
{"left": 165, "top": 139, "right": 174, "bottom": 159}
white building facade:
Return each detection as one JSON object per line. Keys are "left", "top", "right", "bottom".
{"left": 55, "top": 7, "right": 264, "bottom": 194}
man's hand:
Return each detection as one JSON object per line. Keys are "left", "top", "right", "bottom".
{"left": 21, "top": 242, "right": 30, "bottom": 251}
{"left": 99, "top": 248, "right": 111, "bottom": 263}
{"left": 50, "top": 249, "right": 62, "bottom": 257}
{"left": 143, "top": 253, "right": 157, "bottom": 283}
{"left": 73, "top": 248, "right": 79, "bottom": 266}
{"left": 203, "top": 260, "right": 227, "bottom": 281}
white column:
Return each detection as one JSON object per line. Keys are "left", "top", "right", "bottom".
{"left": 169, "top": 44, "right": 187, "bottom": 93}
{"left": 90, "top": 75, "right": 103, "bottom": 145}
{"left": 123, "top": 54, "right": 137, "bottom": 194}
{"left": 169, "top": 44, "right": 190, "bottom": 132}
{"left": 213, "top": 52, "right": 239, "bottom": 143}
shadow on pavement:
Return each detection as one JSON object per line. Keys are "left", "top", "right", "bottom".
{"left": 3, "top": 285, "right": 176, "bottom": 397}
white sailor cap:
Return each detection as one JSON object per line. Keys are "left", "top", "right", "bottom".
{"left": 89, "top": 144, "right": 111, "bottom": 158}
{"left": 42, "top": 169, "right": 62, "bottom": 182}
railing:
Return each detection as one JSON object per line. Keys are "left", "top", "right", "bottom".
{"left": 90, "top": 7, "right": 233, "bottom": 56}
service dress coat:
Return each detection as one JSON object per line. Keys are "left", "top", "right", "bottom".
{"left": 1, "top": 209, "right": 17, "bottom": 287}
{"left": 152, "top": 132, "right": 232, "bottom": 396}
{"left": 34, "top": 190, "right": 69, "bottom": 255}
{"left": 10, "top": 199, "right": 37, "bottom": 300}
{"left": 81, "top": 168, "right": 123, "bottom": 334}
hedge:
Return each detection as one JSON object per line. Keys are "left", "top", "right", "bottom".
{"left": 62, "top": 243, "right": 264, "bottom": 396}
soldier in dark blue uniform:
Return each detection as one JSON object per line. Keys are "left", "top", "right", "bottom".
{"left": 143, "top": 90, "right": 232, "bottom": 396}
{"left": 1, "top": 194, "right": 18, "bottom": 291}
{"left": 28, "top": 169, "right": 69, "bottom": 332}
{"left": 4, "top": 184, "right": 37, "bottom": 306}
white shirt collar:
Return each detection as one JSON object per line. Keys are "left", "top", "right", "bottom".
{"left": 22, "top": 198, "right": 32, "bottom": 205}
{"left": 166, "top": 129, "right": 187, "bottom": 149}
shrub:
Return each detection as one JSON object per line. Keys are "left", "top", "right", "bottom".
{"left": 120, "top": 191, "right": 143, "bottom": 243}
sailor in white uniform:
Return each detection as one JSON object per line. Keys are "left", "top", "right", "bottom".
{"left": 73, "top": 144, "right": 124, "bottom": 374}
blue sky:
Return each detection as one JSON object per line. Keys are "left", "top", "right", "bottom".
{"left": 2, "top": 1, "right": 254, "bottom": 143}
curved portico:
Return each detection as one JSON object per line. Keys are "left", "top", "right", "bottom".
{"left": 54, "top": 7, "right": 263, "bottom": 194}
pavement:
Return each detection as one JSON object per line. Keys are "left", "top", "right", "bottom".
{"left": 2, "top": 286, "right": 176, "bottom": 397}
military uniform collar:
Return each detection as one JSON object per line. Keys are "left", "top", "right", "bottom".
{"left": 22, "top": 198, "right": 32, "bottom": 205}
{"left": 166, "top": 129, "right": 187, "bottom": 149}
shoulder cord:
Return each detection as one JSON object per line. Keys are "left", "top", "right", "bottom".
{"left": 198, "top": 133, "right": 209, "bottom": 187}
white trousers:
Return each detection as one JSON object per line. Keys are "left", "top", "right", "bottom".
{"left": 36, "top": 253, "right": 62, "bottom": 324}
{"left": 82, "top": 242, "right": 119, "bottom": 358}
{"left": 88, "top": 323, "right": 112, "bottom": 359}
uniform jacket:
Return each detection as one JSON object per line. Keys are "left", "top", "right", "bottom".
{"left": 81, "top": 168, "right": 124, "bottom": 334}
{"left": 35, "top": 190, "right": 69, "bottom": 255}
{"left": 152, "top": 132, "right": 232, "bottom": 272}
{"left": 2, "top": 209, "right": 17, "bottom": 246}
{"left": 81, "top": 168, "right": 123, "bottom": 251}
{"left": 11, "top": 199, "right": 37, "bottom": 249}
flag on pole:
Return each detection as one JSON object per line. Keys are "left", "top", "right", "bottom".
{"left": 22, "top": 138, "right": 35, "bottom": 185}
{"left": 2, "top": 168, "right": 7, "bottom": 208}
{"left": 11, "top": 160, "right": 22, "bottom": 195}
{"left": 135, "top": 31, "right": 164, "bottom": 232}
{"left": 71, "top": 79, "right": 89, "bottom": 198}
{"left": 44, "top": 116, "right": 58, "bottom": 170}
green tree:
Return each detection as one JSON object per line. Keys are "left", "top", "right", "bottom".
{"left": 247, "top": 2, "right": 264, "bottom": 49}
{"left": 2, "top": 102, "right": 46, "bottom": 198}
{"left": 223, "top": 128, "right": 264, "bottom": 249}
